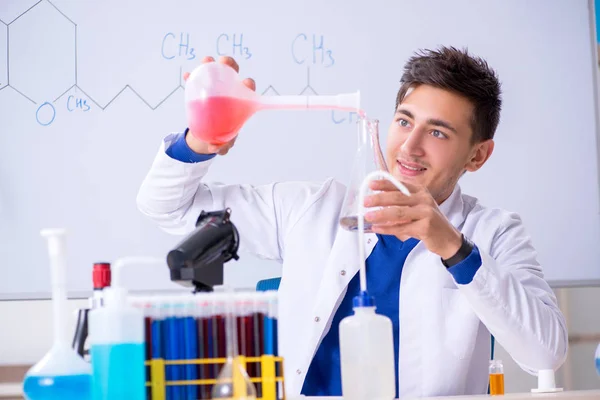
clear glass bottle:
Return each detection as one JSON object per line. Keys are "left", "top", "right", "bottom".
{"left": 339, "top": 116, "right": 389, "bottom": 232}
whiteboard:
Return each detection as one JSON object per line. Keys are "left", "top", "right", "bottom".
{"left": 0, "top": 0, "right": 599, "bottom": 300}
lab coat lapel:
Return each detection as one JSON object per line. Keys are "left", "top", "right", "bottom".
{"left": 397, "top": 185, "right": 467, "bottom": 396}
{"left": 438, "top": 184, "right": 467, "bottom": 231}
{"left": 303, "top": 225, "right": 378, "bottom": 364}
{"left": 398, "top": 184, "right": 468, "bottom": 294}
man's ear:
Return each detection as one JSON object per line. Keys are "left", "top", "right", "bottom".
{"left": 465, "top": 139, "right": 494, "bottom": 172}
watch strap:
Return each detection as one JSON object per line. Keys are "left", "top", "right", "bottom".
{"left": 442, "top": 234, "right": 474, "bottom": 268}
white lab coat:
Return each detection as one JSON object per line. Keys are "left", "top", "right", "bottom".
{"left": 137, "top": 134, "right": 568, "bottom": 398}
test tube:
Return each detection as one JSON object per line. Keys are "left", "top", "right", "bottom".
{"left": 236, "top": 293, "right": 256, "bottom": 378}
{"left": 165, "top": 299, "right": 185, "bottom": 400}
{"left": 128, "top": 296, "right": 154, "bottom": 399}
{"left": 183, "top": 297, "right": 198, "bottom": 400}
{"left": 143, "top": 300, "right": 153, "bottom": 400}
{"left": 252, "top": 293, "right": 265, "bottom": 398}
{"left": 209, "top": 292, "right": 227, "bottom": 394}
{"left": 263, "top": 291, "right": 281, "bottom": 399}
{"left": 150, "top": 301, "right": 164, "bottom": 400}
{"left": 489, "top": 359, "right": 505, "bottom": 395}
{"left": 195, "top": 295, "right": 209, "bottom": 399}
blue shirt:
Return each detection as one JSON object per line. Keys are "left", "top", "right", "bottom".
{"left": 300, "top": 235, "right": 482, "bottom": 398}
{"left": 166, "top": 129, "right": 483, "bottom": 397}
{"left": 165, "top": 129, "right": 216, "bottom": 163}
{"left": 301, "top": 234, "right": 419, "bottom": 397}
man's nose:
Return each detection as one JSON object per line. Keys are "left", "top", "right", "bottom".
{"left": 400, "top": 128, "right": 426, "bottom": 157}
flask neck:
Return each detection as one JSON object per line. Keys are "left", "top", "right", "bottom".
{"left": 356, "top": 117, "right": 388, "bottom": 173}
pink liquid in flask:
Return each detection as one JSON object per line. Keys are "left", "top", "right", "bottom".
{"left": 187, "top": 96, "right": 258, "bottom": 145}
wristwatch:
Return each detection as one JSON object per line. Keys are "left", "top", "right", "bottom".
{"left": 441, "top": 234, "right": 474, "bottom": 268}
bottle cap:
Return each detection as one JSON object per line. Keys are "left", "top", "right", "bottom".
{"left": 93, "top": 262, "right": 111, "bottom": 289}
{"left": 353, "top": 291, "right": 375, "bottom": 308}
{"left": 531, "top": 369, "right": 563, "bottom": 393}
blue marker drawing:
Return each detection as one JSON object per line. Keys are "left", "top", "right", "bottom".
{"left": 331, "top": 110, "right": 357, "bottom": 124}
{"left": 36, "top": 102, "right": 56, "bottom": 126}
{"left": 161, "top": 33, "right": 176, "bottom": 60}
{"left": 161, "top": 32, "right": 195, "bottom": 60}
{"left": 292, "top": 34, "right": 335, "bottom": 67}
{"left": 67, "top": 95, "right": 90, "bottom": 112}
{"left": 1, "top": 1, "right": 349, "bottom": 125}
{"left": 292, "top": 34, "right": 308, "bottom": 64}
{"left": 217, "top": 33, "right": 252, "bottom": 59}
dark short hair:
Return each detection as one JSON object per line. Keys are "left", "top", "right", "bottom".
{"left": 395, "top": 46, "right": 502, "bottom": 143}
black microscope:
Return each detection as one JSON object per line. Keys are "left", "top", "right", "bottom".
{"left": 166, "top": 208, "right": 240, "bottom": 291}
{"left": 72, "top": 208, "right": 240, "bottom": 358}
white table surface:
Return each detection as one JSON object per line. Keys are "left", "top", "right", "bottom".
{"left": 287, "top": 391, "right": 600, "bottom": 400}
{"left": 2, "top": 382, "right": 599, "bottom": 400}
{"left": 0, "top": 383, "right": 21, "bottom": 398}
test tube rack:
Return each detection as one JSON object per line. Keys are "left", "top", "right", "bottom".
{"left": 129, "top": 290, "right": 285, "bottom": 400}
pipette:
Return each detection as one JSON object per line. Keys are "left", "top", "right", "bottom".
{"left": 184, "top": 61, "right": 363, "bottom": 145}
{"left": 23, "top": 229, "right": 92, "bottom": 400}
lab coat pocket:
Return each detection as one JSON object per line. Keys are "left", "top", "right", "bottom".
{"left": 441, "top": 287, "right": 480, "bottom": 360}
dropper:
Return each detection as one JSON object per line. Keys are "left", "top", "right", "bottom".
{"left": 357, "top": 171, "right": 411, "bottom": 294}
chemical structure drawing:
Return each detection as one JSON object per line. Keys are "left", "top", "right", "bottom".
{"left": 0, "top": 0, "right": 359, "bottom": 127}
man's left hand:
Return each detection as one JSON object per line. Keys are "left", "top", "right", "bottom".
{"left": 364, "top": 180, "right": 462, "bottom": 260}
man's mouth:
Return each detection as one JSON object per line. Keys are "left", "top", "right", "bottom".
{"left": 396, "top": 160, "right": 427, "bottom": 177}
{"left": 396, "top": 160, "right": 427, "bottom": 172}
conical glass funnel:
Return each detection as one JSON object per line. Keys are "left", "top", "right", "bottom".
{"left": 211, "top": 294, "right": 257, "bottom": 400}
{"left": 339, "top": 117, "right": 389, "bottom": 232}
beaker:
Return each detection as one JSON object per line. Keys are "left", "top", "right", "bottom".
{"left": 184, "top": 62, "right": 362, "bottom": 145}
{"left": 22, "top": 229, "right": 92, "bottom": 400}
{"left": 339, "top": 117, "right": 390, "bottom": 232}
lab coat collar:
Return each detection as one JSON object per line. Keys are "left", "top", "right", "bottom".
{"left": 437, "top": 184, "right": 466, "bottom": 230}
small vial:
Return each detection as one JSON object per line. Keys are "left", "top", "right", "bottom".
{"left": 91, "top": 262, "right": 111, "bottom": 308}
{"left": 489, "top": 360, "right": 505, "bottom": 395}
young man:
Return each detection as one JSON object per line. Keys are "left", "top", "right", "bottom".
{"left": 137, "top": 47, "right": 567, "bottom": 398}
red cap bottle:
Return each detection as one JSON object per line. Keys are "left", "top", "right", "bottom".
{"left": 92, "top": 262, "right": 111, "bottom": 290}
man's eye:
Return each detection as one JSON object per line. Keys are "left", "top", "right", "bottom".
{"left": 431, "top": 130, "right": 447, "bottom": 139}
{"left": 398, "top": 119, "right": 410, "bottom": 127}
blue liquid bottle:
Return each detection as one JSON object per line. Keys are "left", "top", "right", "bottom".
{"left": 89, "top": 287, "right": 145, "bottom": 400}
{"left": 23, "top": 229, "right": 92, "bottom": 400}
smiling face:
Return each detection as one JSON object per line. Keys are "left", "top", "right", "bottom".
{"left": 386, "top": 84, "right": 495, "bottom": 204}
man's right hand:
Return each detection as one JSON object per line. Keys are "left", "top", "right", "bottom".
{"left": 183, "top": 55, "right": 256, "bottom": 156}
